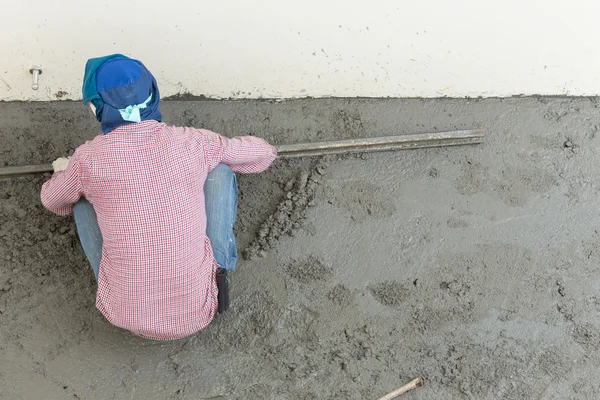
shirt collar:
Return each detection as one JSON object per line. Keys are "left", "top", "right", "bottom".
{"left": 107, "top": 120, "right": 162, "bottom": 135}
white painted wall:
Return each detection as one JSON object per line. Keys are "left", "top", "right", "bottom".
{"left": 1, "top": 0, "right": 599, "bottom": 101}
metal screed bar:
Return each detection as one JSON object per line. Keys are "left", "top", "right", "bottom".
{"left": 0, "top": 129, "right": 483, "bottom": 178}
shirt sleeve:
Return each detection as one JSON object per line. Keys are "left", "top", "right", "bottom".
{"left": 40, "top": 152, "right": 85, "bottom": 216}
{"left": 196, "top": 129, "right": 278, "bottom": 173}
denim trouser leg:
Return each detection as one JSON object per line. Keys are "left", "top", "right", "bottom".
{"left": 73, "top": 198, "right": 103, "bottom": 280}
{"left": 72, "top": 164, "right": 239, "bottom": 279}
{"left": 204, "top": 164, "right": 239, "bottom": 271}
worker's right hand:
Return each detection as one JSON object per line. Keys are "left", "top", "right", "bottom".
{"left": 52, "top": 157, "right": 71, "bottom": 172}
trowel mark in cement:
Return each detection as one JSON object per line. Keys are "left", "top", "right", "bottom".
{"left": 286, "top": 255, "right": 332, "bottom": 284}
{"left": 211, "top": 290, "right": 280, "bottom": 349}
{"left": 327, "top": 284, "right": 353, "bottom": 306}
{"left": 323, "top": 180, "right": 396, "bottom": 222}
{"left": 368, "top": 280, "right": 409, "bottom": 307}
{"left": 454, "top": 160, "right": 557, "bottom": 207}
{"left": 243, "top": 159, "right": 326, "bottom": 260}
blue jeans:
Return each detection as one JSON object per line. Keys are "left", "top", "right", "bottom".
{"left": 73, "top": 164, "right": 239, "bottom": 279}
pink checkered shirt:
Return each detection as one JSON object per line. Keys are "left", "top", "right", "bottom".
{"left": 41, "top": 121, "right": 276, "bottom": 340}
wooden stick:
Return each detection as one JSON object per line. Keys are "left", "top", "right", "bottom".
{"left": 377, "top": 378, "right": 423, "bottom": 400}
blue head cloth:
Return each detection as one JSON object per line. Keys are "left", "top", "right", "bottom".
{"left": 82, "top": 54, "right": 162, "bottom": 134}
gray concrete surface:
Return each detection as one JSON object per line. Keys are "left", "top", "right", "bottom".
{"left": 1, "top": 97, "right": 600, "bottom": 399}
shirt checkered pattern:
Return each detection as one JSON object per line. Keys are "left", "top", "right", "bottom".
{"left": 41, "top": 121, "right": 277, "bottom": 340}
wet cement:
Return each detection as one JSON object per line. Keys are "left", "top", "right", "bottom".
{"left": 1, "top": 97, "right": 600, "bottom": 399}
{"left": 244, "top": 158, "right": 325, "bottom": 260}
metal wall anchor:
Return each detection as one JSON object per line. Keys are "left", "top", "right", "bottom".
{"left": 30, "top": 65, "right": 42, "bottom": 90}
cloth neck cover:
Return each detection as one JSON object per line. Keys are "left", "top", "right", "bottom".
{"left": 82, "top": 55, "right": 162, "bottom": 134}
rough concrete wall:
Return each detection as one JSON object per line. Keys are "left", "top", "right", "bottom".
{"left": 2, "top": 0, "right": 600, "bottom": 100}
{"left": 2, "top": 98, "right": 600, "bottom": 398}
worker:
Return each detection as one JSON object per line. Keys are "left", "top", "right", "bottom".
{"left": 40, "top": 55, "right": 277, "bottom": 340}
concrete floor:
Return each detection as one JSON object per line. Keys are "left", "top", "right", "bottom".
{"left": 1, "top": 97, "right": 600, "bottom": 399}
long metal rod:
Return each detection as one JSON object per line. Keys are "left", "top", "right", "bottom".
{"left": 0, "top": 129, "right": 483, "bottom": 178}
{"left": 277, "top": 129, "right": 483, "bottom": 158}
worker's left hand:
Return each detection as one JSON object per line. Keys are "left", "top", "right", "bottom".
{"left": 52, "top": 157, "right": 71, "bottom": 172}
